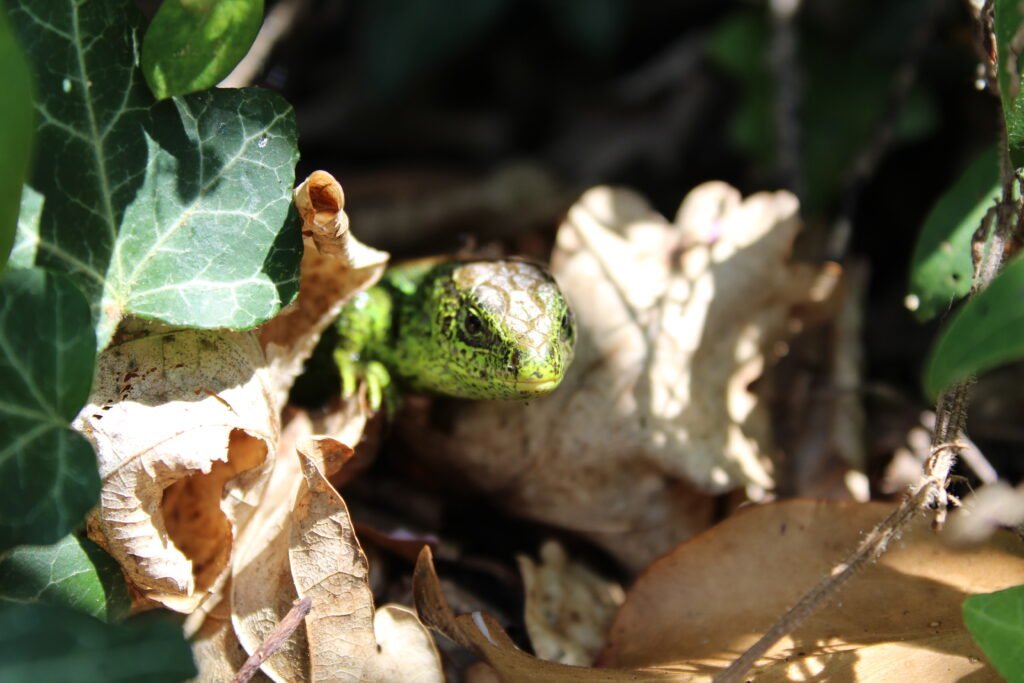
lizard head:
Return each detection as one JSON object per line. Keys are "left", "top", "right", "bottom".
{"left": 414, "top": 259, "right": 576, "bottom": 400}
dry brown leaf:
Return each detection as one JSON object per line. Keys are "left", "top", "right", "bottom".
{"left": 416, "top": 503, "right": 1021, "bottom": 682}
{"left": 601, "top": 500, "right": 1023, "bottom": 680}
{"left": 414, "top": 547, "right": 684, "bottom": 683}
{"left": 401, "top": 182, "right": 830, "bottom": 569}
{"left": 76, "top": 327, "right": 277, "bottom": 613}
{"left": 260, "top": 170, "right": 388, "bottom": 414}
{"left": 518, "top": 541, "right": 625, "bottom": 666}
{"left": 73, "top": 171, "right": 388, "bottom": 617}
{"left": 228, "top": 411, "right": 442, "bottom": 683}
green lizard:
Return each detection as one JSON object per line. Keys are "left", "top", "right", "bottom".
{"left": 334, "top": 258, "right": 576, "bottom": 409}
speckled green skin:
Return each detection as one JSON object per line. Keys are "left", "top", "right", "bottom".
{"left": 334, "top": 259, "right": 576, "bottom": 401}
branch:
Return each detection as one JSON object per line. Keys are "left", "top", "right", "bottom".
{"left": 232, "top": 597, "right": 313, "bottom": 683}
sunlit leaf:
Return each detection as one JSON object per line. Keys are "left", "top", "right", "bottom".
{"left": 0, "top": 268, "right": 98, "bottom": 551}
{"left": 963, "top": 585, "right": 1024, "bottom": 682}
{"left": 908, "top": 147, "right": 1000, "bottom": 321}
{"left": 924, "top": 255, "right": 1024, "bottom": 398}
{"left": 142, "top": 0, "right": 264, "bottom": 99}
{"left": 8, "top": 0, "right": 301, "bottom": 348}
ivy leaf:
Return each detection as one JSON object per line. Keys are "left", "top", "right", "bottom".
{"left": 0, "top": 534, "right": 131, "bottom": 623}
{"left": 0, "top": 603, "right": 196, "bottom": 682}
{"left": 963, "top": 585, "right": 1024, "bottom": 682}
{"left": 995, "top": 0, "right": 1024, "bottom": 168}
{"left": 142, "top": 0, "right": 264, "bottom": 99}
{"left": 0, "top": 268, "right": 99, "bottom": 551}
{"left": 924, "top": 255, "right": 1024, "bottom": 398}
{"left": 908, "top": 147, "right": 1000, "bottom": 321}
{"left": 8, "top": 0, "right": 301, "bottom": 349}
{"left": 0, "top": 5, "right": 34, "bottom": 271}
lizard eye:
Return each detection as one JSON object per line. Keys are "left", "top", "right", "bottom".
{"left": 559, "top": 310, "right": 574, "bottom": 343}
{"left": 465, "top": 311, "right": 484, "bottom": 336}
{"left": 459, "top": 308, "right": 491, "bottom": 347}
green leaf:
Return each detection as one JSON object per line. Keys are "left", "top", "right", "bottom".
{"left": 0, "top": 603, "right": 196, "bottom": 682}
{"left": 908, "top": 147, "right": 1001, "bottom": 321}
{"left": 142, "top": 0, "right": 264, "bottom": 100}
{"left": 0, "top": 268, "right": 99, "bottom": 551}
{"left": 0, "top": 534, "right": 131, "bottom": 623}
{"left": 963, "top": 585, "right": 1024, "bottom": 682}
{"left": 8, "top": 0, "right": 301, "bottom": 348}
{"left": 995, "top": 0, "right": 1024, "bottom": 168}
{"left": 924, "top": 254, "right": 1024, "bottom": 398}
{"left": 0, "top": 5, "right": 34, "bottom": 272}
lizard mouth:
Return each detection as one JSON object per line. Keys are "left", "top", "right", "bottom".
{"left": 513, "top": 377, "right": 562, "bottom": 395}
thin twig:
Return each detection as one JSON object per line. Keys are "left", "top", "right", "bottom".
{"left": 232, "top": 597, "right": 313, "bottom": 683}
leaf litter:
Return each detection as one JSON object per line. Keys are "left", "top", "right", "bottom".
{"left": 68, "top": 173, "right": 1022, "bottom": 681}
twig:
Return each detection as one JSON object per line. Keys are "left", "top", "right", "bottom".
{"left": 219, "top": 0, "right": 308, "bottom": 88}
{"left": 715, "top": 8, "right": 1021, "bottom": 680}
{"left": 232, "top": 597, "right": 313, "bottom": 683}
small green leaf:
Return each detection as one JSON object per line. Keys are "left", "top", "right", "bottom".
{"left": 8, "top": 0, "right": 301, "bottom": 348}
{"left": 0, "top": 5, "right": 34, "bottom": 271}
{"left": 142, "top": 0, "right": 264, "bottom": 100}
{"left": 0, "top": 268, "right": 99, "bottom": 551}
{"left": 924, "top": 254, "right": 1024, "bottom": 398}
{"left": 0, "top": 603, "right": 196, "bottom": 682}
{"left": 908, "top": 147, "right": 1000, "bottom": 321}
{"left": 0, "top": 534, "right": 131, "bottom": 623}
{"left": 963, "top": 585, "right": 1024, "bottom": 682}
{"left": 996, "top": 0, "right": 1024, "bottom": 168}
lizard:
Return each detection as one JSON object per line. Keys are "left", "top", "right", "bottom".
{"left": 333, "top": 258, "right": 576, "bottom": 410}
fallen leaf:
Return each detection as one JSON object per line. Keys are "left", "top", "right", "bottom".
{"left": 518, "top": 541, "right": 624, "bottom": 666}
{"left": 76, "top": 327, "right": 277, "bottom": 613}
{"left": 601, "top": 500, "right": 1024, "bottom": 680}
{"left": 259, "top": 171, "right": 389, "bottom": 415}
{"left": 416, "top": 502, "right": 1022, "bottom": 681}
{"left": 72, "top": 171, "right": 388, "bottom": 617}
{"left": 413, "top": 546, "right": 682, "bottom": 682}
{"left": 401, "top": 182, "right": 831, "bottom": 569}
{"left": 227, "top": 412, "right": 442, "bottom": 682}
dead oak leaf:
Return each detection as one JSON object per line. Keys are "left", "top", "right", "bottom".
{"left": 601, "top": 500, "right": 1024, "bottom": 680}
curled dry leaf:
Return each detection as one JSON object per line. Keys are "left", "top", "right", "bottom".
{"left": 226, "top": 412, "right": 442, "bottom": 682}
{"left": 517, "top": 541, "right": 624, "bottom": 666}
{"left": 260, "top": 170, "right": 389, "bottom": 414}
{"left": 402, "top": 182, "right": 832, "bottom": 569}
{"left": 74, "top": 170, "right": 391, "bottom": 634}
{"left": 601, "top": 500, "right": 1024, "bottom": 680}
{"left": 76, "top": 327, "right": 277, "bottom": 613}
